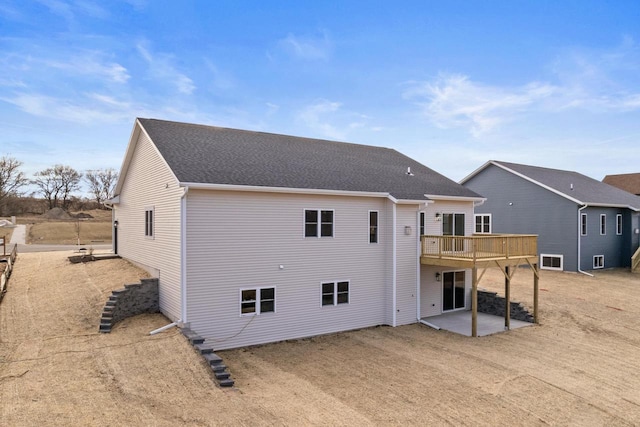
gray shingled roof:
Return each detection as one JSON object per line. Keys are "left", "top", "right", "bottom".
{"left": 493, "top": 161, "right": 640, "bottom": 210}
{"left": 138, "top": 118, "right": 481, "bottom": 201}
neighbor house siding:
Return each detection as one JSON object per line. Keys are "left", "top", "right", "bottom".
{"left": 185, "top": 190, "right": 390, "bottom": 350}
{"left": 464, "top": 165, "right": 576, "bottom": 270}
{"left": 114, "top": 130, "right": 183, "bottom": 321}
{"left": 581, "top": 207, "right": 628, "bottom": 269}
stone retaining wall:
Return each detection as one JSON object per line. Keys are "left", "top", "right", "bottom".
{"left": 99, "top": 278, "right": 159, "bottom": 333}
{"left": 477, "top": 290, "right": 534, "bottom": 323}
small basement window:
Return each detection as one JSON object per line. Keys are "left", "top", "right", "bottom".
{"left": 541, "top": 254, "right": 563, "bottom": 271}
{"left": 593, "top": 255, "right": 604, "bottom": 269}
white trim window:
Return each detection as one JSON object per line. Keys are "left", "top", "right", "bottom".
{"left": 369, "top": 210, "right": 378, "bottom": 243}
{"left": 144, "top": 207, "right": 154, "bottom": 238}
{"left": 240, "top": 287, "right": 275, "bottom": 316}
{"left": 304, "top": 209, "right": 334, "bottom": 238}
{"left": 600, "top": 214, "right": 606, "bottom": 235}
{"left": 593, "top": 255, "right": 605, "bottom": 269}
{"left": 616, "top": 214, "right": 623, "bottom": 235}
{"left": 419, "top": 211, "right": 426, "bottom": 236}
{"left": 581, "top": 213, "right": 587, "bottom": 236}
{"left": 541, "top": 254, "right": 563, "bottom": 271}
{"left": 474, "top": 214, "right": 491, "bottom": 234}
{"left": 321, "top": 281, "right": 349, "bottom": 306}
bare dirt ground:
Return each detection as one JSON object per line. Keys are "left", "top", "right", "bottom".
{"left": 1, "top": 252, "right": 640, "bottom": 426}
{"left": 22, "top": 209, "right": 112, "bottom": 245}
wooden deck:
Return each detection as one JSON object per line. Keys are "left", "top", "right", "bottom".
{"left": 420, "top": 234, "right": 538, "bottom": 268}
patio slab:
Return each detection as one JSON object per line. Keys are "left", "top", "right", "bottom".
{"left": 421, "top": 311, "right": 533, "bottom": 337}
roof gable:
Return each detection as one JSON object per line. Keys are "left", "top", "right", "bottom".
{"left": 462, "top": 160, "right": 640, "bottom": 211}
{"left": 130, "top": 118, "right": 481, "bottom": 201}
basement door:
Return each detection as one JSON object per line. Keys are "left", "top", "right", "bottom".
{"left": 443, "top": 271, "right": 466, "bottom": 311}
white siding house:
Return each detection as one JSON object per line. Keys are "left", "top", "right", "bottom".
{"left": 112, "top": 118, "right": 484, "bottom": 349}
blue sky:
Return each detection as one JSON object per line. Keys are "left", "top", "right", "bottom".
{"left": 1, "top": 0, "right": 640, "bottom": 190}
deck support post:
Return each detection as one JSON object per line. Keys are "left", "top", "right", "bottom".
{"left": 504, "top": 265, "right": 511, "bottom": 330}
{"left": 472, "top": 266, "right": 478, "bottom": 337}
{"left": 533, "top": 263, "right": 539, "bottom": 324}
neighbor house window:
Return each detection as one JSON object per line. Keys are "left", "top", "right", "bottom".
{"left": 581, "top": 213, "right": 587, "bottom": 236}
{"left": 240, "top": 287, "right": 275, "bottom": 316}
{"left": 616, "top": 214, "right": 622, "bottom": 235}
{"left": 474, "top": 214, "right": 491, "bottom": 234}
{"left": 593, "top": 255, "right": 604, "bottom": 269}
{"left": 321, "top": 281, "right": 349, "bottom": 306}
{"left": 305, "top": 209, "right": 334, "bottom": 237}
{"left": 145, "top": 207, "right": 154, "bottom": 238}
{"left": 369, "top": 211, "right": 378, "bottom": 243}
{"left": 600, "top": 214, "right": 606, "bottom": 235}
{"left": 541, "top": 254, "right": 563, "bottom": 271}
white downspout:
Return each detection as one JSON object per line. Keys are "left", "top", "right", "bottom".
{"left": 392, "top": 200, "right": 397, "bottom": 327}
{"left": 180, "top": 186, "right": 190, "bottom": 324}
{"left": 578, "top": 205, "right": 594, "bottom": 277}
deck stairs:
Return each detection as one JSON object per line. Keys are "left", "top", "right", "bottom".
{"left": 632, "top": 246, "right": 640, "bottom": 273}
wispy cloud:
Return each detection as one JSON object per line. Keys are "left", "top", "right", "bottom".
{"left": 276, "top": 31, "right": 332, "bottom": 60}
{"left": 406, "top": 38, "right": 640, "bottom": 137}
{"left": 404, "top": 74, "right": 557, "bottom": 137}
{"left": 297, "top": 99, "right": 376, "bottom": 140}
{"left": 136, "top": 42, "right": 195, "bottom": 94}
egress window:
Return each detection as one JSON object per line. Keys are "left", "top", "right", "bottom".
{"left": 321, "top": 281, "right": 349, "bottom": 306}
{"left": 593, "top": 255, "right": 604, "bottom": 269}
{"left": 305, "top": 209, "right": 334, "bottom": 237}
{"left": 541, "top": 254, "right": 563, "bottom": 271}
{"left": 240, "top": 287, "right": 275, "bottom": 316}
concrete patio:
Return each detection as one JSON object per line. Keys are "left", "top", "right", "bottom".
{"left": 421, "top": 310, "right": 533, "bottom": 337}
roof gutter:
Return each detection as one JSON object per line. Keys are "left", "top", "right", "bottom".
{"left": 578, "top": 205, "right": 594, "bottom": 277}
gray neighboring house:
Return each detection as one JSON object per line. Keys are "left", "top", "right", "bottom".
{"left": 111, "top": 118, "right": 492, "bottom": 349}
{"left": 461, "top": 160, "right": 640, "bottom": 273}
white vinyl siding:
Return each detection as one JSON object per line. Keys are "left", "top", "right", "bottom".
{"left": 186, "top": 190, "right": 392, "bottom": 350}
{"left": 395, "top": 204, "right": 418, "bottom": 326}
{"left": 113, "top": 130, "right": 183, "bottom": 321}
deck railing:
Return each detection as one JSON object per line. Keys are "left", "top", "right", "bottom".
{"left": 632, "top": 246, "right": 640, "bottom": 273}
{"left": 421, "top": 234, "right": 538, "bottom": 262}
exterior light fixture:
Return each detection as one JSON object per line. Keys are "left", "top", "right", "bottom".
{"left": 435, "top": 272, "right": 441, "bottom": 281}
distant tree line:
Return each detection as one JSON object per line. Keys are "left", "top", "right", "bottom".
{"left": 0, "top": 155, "right": 118, "bottom": 216}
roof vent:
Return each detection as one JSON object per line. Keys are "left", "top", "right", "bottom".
{"left": 570, "top": 183, "right": 574, "bottom": 191}
{"left": 406, "top": 167, "right": 414, "bottom": 176}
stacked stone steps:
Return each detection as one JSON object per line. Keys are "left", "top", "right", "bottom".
{"left": 182, "top": 328, "right": 234, "bottom": 388}
{"left": 98, "top": 279, "right": 160, "bottom": 333}
{"left": 477, "top": 290, "right": 534, "bottom": 323}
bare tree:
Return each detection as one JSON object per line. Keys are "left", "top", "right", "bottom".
{"left": 85, "top": 168, "right": 118, "bottom": 208}
{"left": 32, "top": 165, "right": 82, "bottom": 210}
{"left": 0, "top": 156, "right": 29, "bottom": 214}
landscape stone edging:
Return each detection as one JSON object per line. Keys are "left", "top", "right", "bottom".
{"left": 181, "top": 328, "right": 235, "bottom": 388}
{"left": 477, "top": 290, "right": 534, "bottom": 323}
{"left": 99, "top": 278, "right": 159, "bottom": 333}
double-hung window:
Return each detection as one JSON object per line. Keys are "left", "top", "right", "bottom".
{"left": 321, "top": 281, "right": 349, "bottom": 306}
{"left": 369, "top": 211, "right": 378, "bottom": 243}
{"left": 145, "top": 207, "right": 154, "bottom": 238}
{"left": 305, "top": 209, "right": 334, "bottom": 237}
{"left": 240, "top": 287, "right": 275, "bottom": 316}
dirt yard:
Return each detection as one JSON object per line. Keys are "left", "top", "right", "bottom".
{"left": 1, "top": 252, "right": 640, "bottom": 426}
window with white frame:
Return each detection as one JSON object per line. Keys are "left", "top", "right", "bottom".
{"left": 600, "top": 214, "right": 606, "bottom": 235}
{"left": 616, "top": 214, "right": 622, "bottom": 235}
{"left": 305, "top": 209, "right": 334, "bottom": 237}
{"left": 593, "top": 255, "right": 604, "bottom": 269}
{"left": 144, "top": 207, "right": 154, "bottom": 238}
{"left": 419, "top": 212, "right": 426, "bottom": 236}
{"left": 541, "top": 254, "right": 563, "bottom": 271}
{"left": 581, "top": 213, "right": 587, "bottom": 236}
{"left": 240, "top": 287, "right": 275, "bottom": 316}
{"left": 369, "top": 211, "right": 378, "bottom": 243}
{"left": 474, "top": 214, "right": 491, "bottom": 234}
{"left": 321, "top": 281, "right": 349, "bottom": 306}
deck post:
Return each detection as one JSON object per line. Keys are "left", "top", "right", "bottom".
{"left": 472, "top": 266, "right": 478, "bottom": 337}
{"left": 504, "top": 265, "right": 510, "bottom": 330}
{"left": 533, "top": 263, "right": 539, "bottom": 323}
